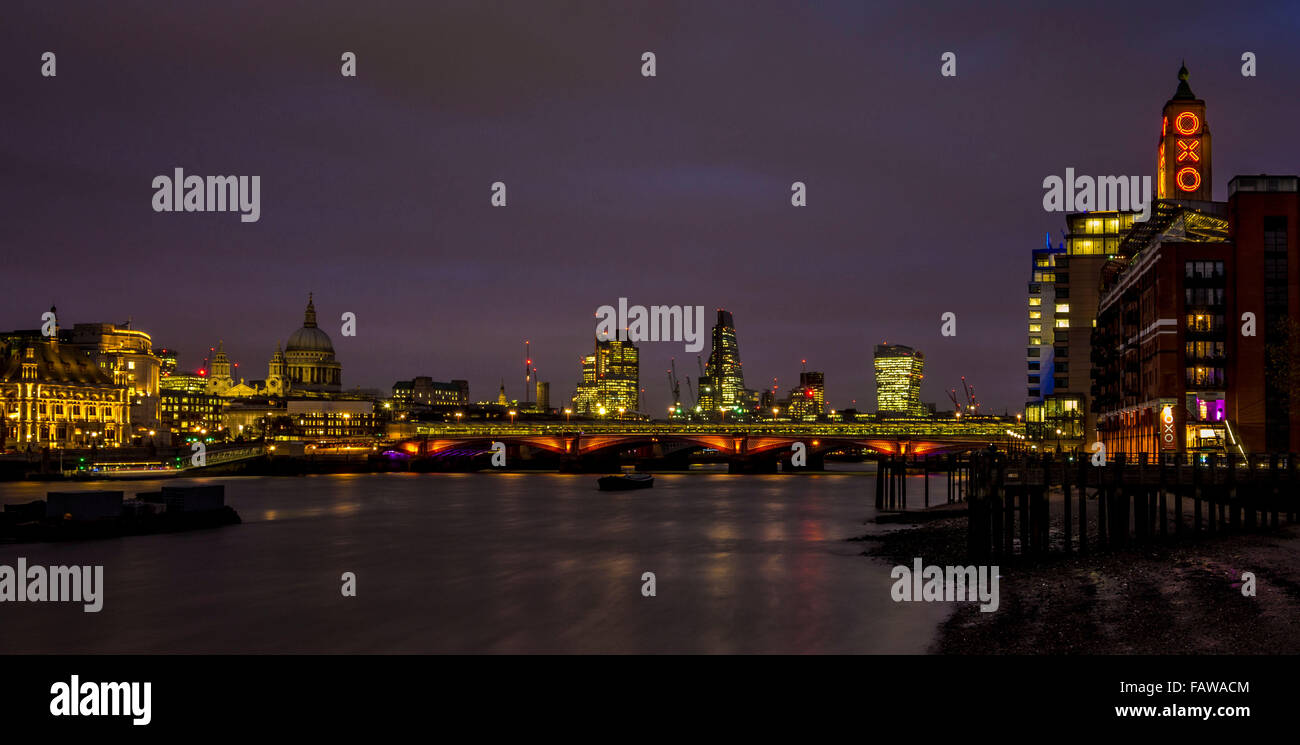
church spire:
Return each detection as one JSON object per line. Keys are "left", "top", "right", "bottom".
{"left": 304, "top": 293, "right": 317, "bottom": 328}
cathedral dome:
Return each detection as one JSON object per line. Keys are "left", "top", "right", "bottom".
{"left": 285, "top": 294, "right": 335, "bottom": 354}
{"left": 286, "top": 325, "right": 334, "bottom": 354}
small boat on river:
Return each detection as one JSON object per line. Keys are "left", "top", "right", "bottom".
{"left": 597, "top": 473, "right": 654, "bottom": 491}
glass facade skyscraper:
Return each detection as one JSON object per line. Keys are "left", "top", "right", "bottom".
{"left": 696, "top": 309, "right": 746, "bottom": 418}
{"left": 873, "top": 344, "right": 926, "bottom": 416}
{"left": 573, "top": 338, "right": 639, "bottom": 415}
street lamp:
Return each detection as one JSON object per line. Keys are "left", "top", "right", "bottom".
{"left": 564, "top": 408, "right": 572, "bottom": 423}
{"left": 617, "top": 407, "right": 625, "bottom": 421}
{"left": 455, "top": 412, "right": 463, "bottom": 425}
{"left": 508, "top": 410, "right": 517, "bottom": 425}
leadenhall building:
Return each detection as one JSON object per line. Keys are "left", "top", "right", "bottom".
{"left": 1091, "top": 65, "right": 1300, "bottom": 456}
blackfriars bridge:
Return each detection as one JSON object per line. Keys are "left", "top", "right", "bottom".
{"left": 394, "top": 420, "right": 1024, "bottom": 470}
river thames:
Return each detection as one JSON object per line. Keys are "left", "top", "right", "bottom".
{"left": 0, "top": 469, "right": 951, "bottom": 653}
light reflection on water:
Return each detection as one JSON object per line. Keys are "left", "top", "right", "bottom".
{"left": 0, "top": 470, "right": 953, "bottom": 653}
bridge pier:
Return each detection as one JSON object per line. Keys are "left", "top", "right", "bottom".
{"left": 728, "top": 456, "right": 778, "bottom": 474}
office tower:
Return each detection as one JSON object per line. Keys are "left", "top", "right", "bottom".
{"left": 573, "top": 338, "right": 639, "bottom": 415}
{"left": 696, "top": 309, "right": 746, "bottom": 418}
{"left": 536, "top": 381, "right": 550, "bottom": 413}
{"left": 874, "top": 344, "right": 926, "bottom": 416}
{"left": 787, "top": 370, "right": 825, "bottom": 421}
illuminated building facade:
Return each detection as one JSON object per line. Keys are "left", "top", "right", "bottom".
{"left": 0, "top": 331, "right": 130, "bottom": 449}
{"left": 156, "top": 348, "right": 178, "bottom": 377}
{"left": 787, "top": 370, "right": 825, "bottom": 421}
{"left": 874, "top": 344, "right": 926, "bottom": 416}
{"left": 392, "top": 377, "right": 470, "bottom": 410}
{"left": 1032, "top": 66, "right": 1212, "bottom": 445}
{"left": 696, "top": 309, "right": 746, "bottom": 418}
{"left": 159, "top": 390, "right": 224, "bottom": 439}
{"left": 1093, "top": 176, "right": 1300, "bottom": 455}
{"left": 535, "top": 381, "right": 550, "bottom": 413}
{"left": 284, "top": 400, "right": 378, "bottom": 439}
{"left": 573, "top": 338, "right": 639, "bottom": 416}
{"left": 66, "top": 322, "right": 162, "bottom": 436}
{"left": 1026, "top": 238, "right": 1065, "bottom": 402}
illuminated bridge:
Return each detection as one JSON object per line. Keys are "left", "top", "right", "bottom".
{"left": 394, "top": 420, "right": 1024, "bottom": 470}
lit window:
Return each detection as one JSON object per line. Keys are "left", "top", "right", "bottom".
{"left": 1029, "top": 311, "right": 1042, "bottom": 319}
{"left": 1028, "top": 297, "right": 1042, "bottom": 306}
{"left": 1055, "top": 320, "right": 1070, "bottom": 328}
{"left": 1055, "top": 303, "right": 1070, "bottom": 314}
{"left": 1029, "top": 324, "right": 1042, "bottom": 333}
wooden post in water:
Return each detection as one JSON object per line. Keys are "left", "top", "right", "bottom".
{"left": 1078, "top": 454, "right": 1088, "bottom": 555}
{"left": 875, "top": 456, "right": 884, "bottom": 509}
{"left": 1193, "top": 453, "right": 1203, "bottom": 534}
{"left": 1274, "top": 452, "right": 1284, "bottom": 527}
{"left": 1208, "top": 454, "right": 1219, "bottom": 536}
{"left": 1159, "top": 454, "right": 1168, "bottom": 538}
{"left": 1063, "top": 455, "right": 1073, "bottom": 554}
{"left": 1173, "top": 454, "right": 1183, "bottom": 536}
{"left": 924, "top": 455, "right": 930, "bottom": 509}
{"left": 900, "top": 456, "right": 908, "bottom": 510}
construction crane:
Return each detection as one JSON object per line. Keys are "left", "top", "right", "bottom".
{"left": 667, "top": 358, "right": 681, "bottom": 409}
{"left": 961, "top": 376, "right": 979, "bottom": 414}
{"left": 685, "top": 376, "right": 696, "bottom": 408}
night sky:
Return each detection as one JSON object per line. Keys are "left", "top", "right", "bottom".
{"left": 4, "top": 0, "right": 1299, "bottom": 413}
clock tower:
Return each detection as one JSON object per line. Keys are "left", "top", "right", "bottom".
{"left": 1158, "top": 63, "right": 1212, "bottom": 202}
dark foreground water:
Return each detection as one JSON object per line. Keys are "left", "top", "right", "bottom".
{"left": 0, "top": 470, "right": 952, "bottom": 653}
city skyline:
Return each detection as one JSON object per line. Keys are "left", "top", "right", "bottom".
{"left": 5, "top": 2, "right": 1300, "bottom": 416}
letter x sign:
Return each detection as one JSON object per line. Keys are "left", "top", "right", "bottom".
{"left": 1177, "top": 139, "right": 1200, "bottom": 162}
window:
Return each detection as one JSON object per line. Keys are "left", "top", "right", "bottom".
{"left": 1028, "top": 297, "right": 1042, "bottom": 306}
{"left": 1055, "top": 273, "right": 1069, "bottom": 284}
{"left": 1029, "top": 375, "right": 1040, "bottom": 384}
{"left": 1057, "top": 288, "right": 1069, "bottom": 299}
{"left": 1055, "top": 346, "right": 1068, "bottom": 358}
{"left": 1055, "top": 303, "right": 1070, "bottom": 314}
{"left": 1028, "top": 361, "right": 1040, "bottom": 370}
{"left": 1029, "top": 310, "right": 1042, "bottom": 319}
{"left": 1056, "top": 362, "right": 1069, "bottom": 372}
{"left": 1029, "top": 323, "right": 1042, "bottom": 333}
{"left": 1055, "top": 319, "right": 1069, "bottom": 328}
{"left": 1027, "top": 348, "right": 1041, "bottom": 358}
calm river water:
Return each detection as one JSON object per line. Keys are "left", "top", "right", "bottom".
{"left": 0, "top": 469, "right": 953, "bottom": 653}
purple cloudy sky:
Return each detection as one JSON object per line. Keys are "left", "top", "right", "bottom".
{"left": 3, "top": 0, "right": 1299, "bottom": 412}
